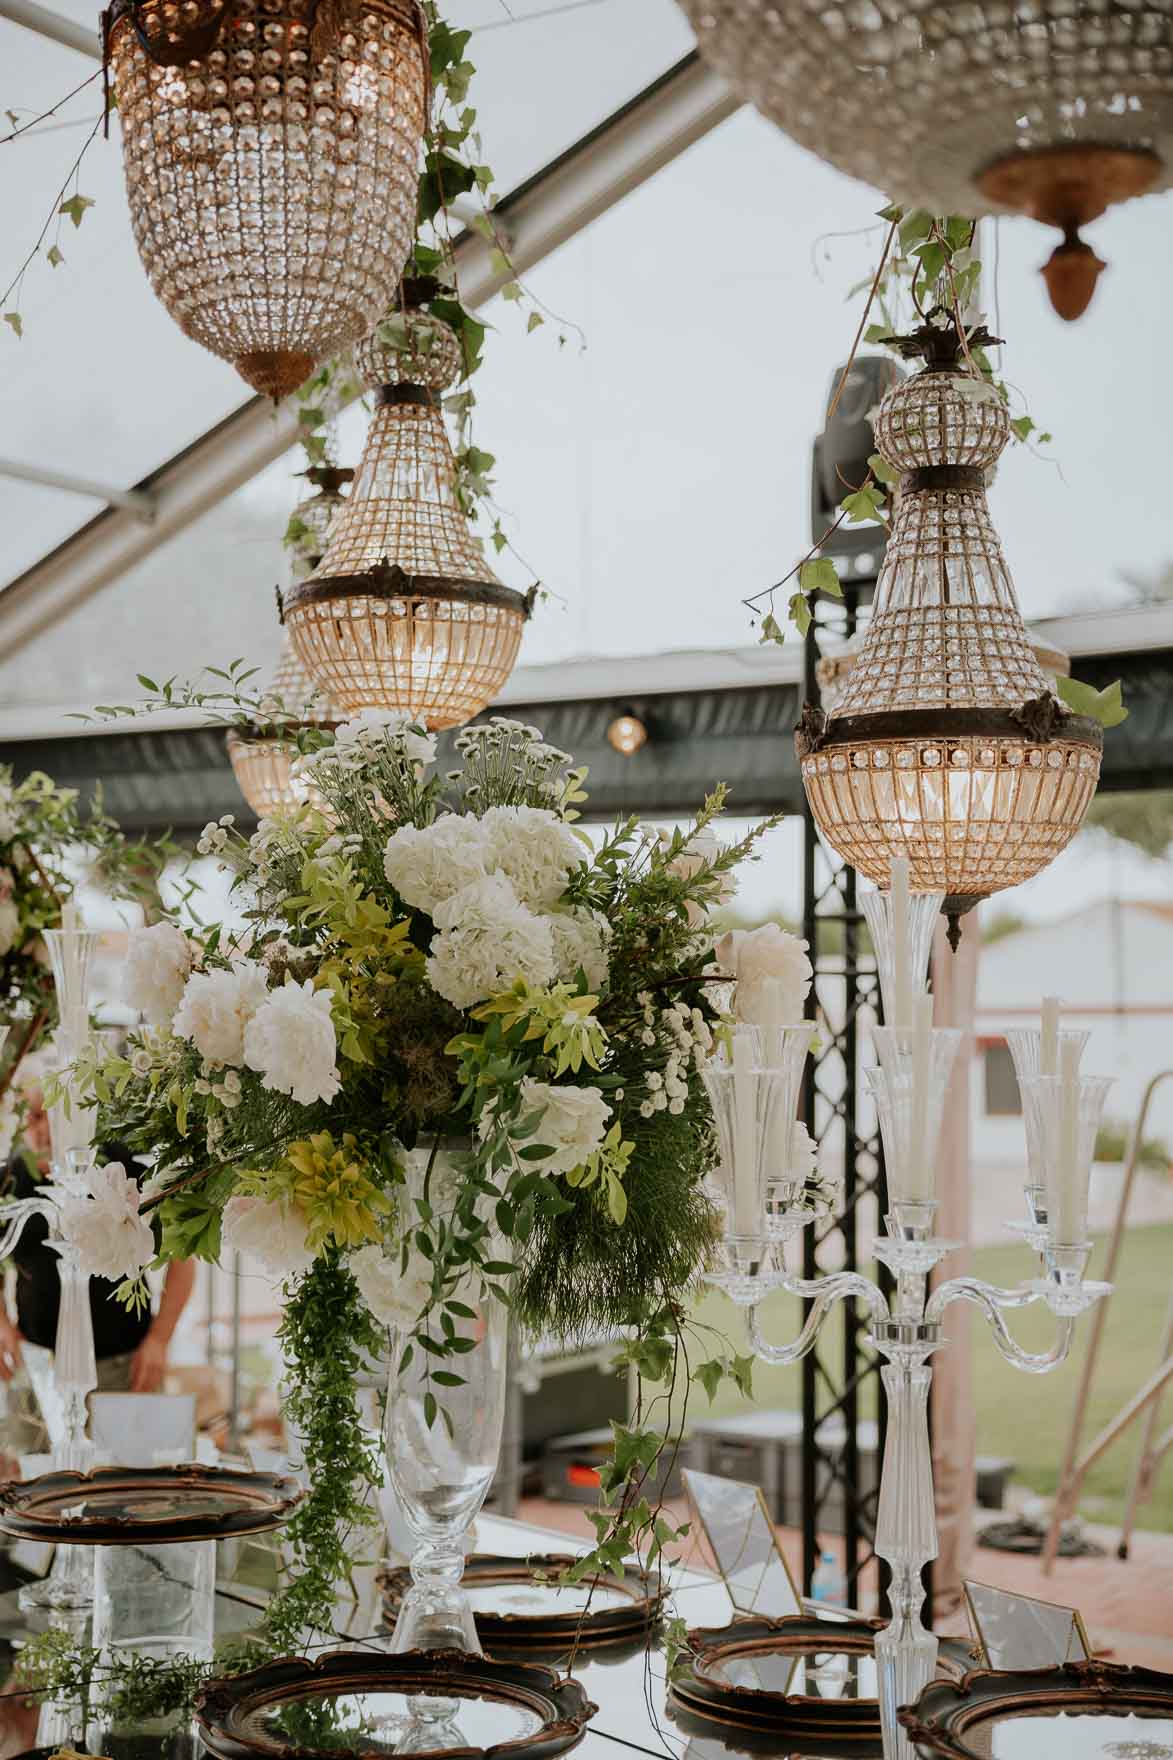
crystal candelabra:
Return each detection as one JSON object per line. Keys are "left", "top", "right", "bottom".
{"left": 0, "top": 918, "right": 102, "bottom": 1613}
{"left": 702, "top": 866, "right": 1113, "bottom": 1760}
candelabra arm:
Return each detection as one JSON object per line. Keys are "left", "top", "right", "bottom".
{"left": 747, "top": 1271, "right": 889, "bottom": 1366}
{"left": 927, "top": 1276, "right": 1075, "bottom": 1373}
{"left": 0, "top": 1196, "right": 56, "bottom": 1261}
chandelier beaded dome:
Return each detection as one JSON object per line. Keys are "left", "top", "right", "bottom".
{"left": 283, "top": 290, "right": 533, "bottom": 728}
{"left": 677, "top": 0, "right": 1173, "bottom": 317}
{"left": 798, "top": 317, "right": 1103, "bottom": 945}
{"left": 227, "top": 464, "right": 349, "bottom": 817}
{"left": 103, "top": 0, "right": 429, "bottom": 397}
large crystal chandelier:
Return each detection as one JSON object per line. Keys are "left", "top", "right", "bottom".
{"left": 284, "top": 288, "right": 533, "bottom": 727}
{"left": 677, "top": 0, "right": 1172, "bottom": 317}
{"left": 798, "top": 316, "right": 1102, "bottom": 946}
{"left": 103, "top": 0, "right": 428, "bottom": 396}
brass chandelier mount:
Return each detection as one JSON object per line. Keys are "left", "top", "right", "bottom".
{"left": 883, "top": 311, "right": 1003, "bottom": 369}
{"left": 285, "top": 559, "right": 535, "bottom": 620}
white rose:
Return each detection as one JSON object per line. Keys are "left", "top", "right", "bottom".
{"left": 519, "top": 1077, "right": 611, "bottom": 1176}
{"left": 481, "top": 805, "right": 586, "bottom": 910}
{"left": 715, "top": 924, "right": 812, "bottom": 1026}
{"left": 172, "top": 959, "right": 270, "bottom": 1066}
{"left": 547, "top": 906, "right": 612, "bottom": 992}
{"left": 669, "top": 824, "right": 738, "bottom": 927}
{"left": 351, "top": 1241, "right": 434, "bottom": 1330}
{"left": 57, "top": 1161, "right": 155, "bottom": 1283}
{"left": 0, "top": 897, "right": 19, "bottom": 957}
{"left": 426, "top": 872, "right": 555, "bottom": 1010}
{"left": 242, "top": 978, "right": 341, "bottom": 1107}
{"left": 788, "top": 1120, "right": 818, "bottom": 1185}
{"left": 123, "top": 922, "right": 193, "bottom": 1028}
{"left": 383, "top": 815, "right": 489, "bottom": 915}
{"left": 334, "top": 708, "right": 436, "bottom": 768}
{"left": 221, "top": 1193, "right": 315, "bottom": 1280}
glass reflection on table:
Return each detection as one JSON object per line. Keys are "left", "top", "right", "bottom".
{"left": 980, "top": 1709, "right": 1173, "bottom": 1759}
{"left": 258, "top": 1688, "right": 542, "bottom": 1755}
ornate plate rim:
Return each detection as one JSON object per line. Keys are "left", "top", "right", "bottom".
{"left": 378, "top": 1553, "right": 665, "bottom": 1647}
{"left": 898, "top": 1658, "right": 1173, "bottom": 1759}
{"left": 669, "top": 1614, "right": 886, "bottom": 1731}
{"left": 195, "top": 1647, "right": 599, "bottom": 1760}
{"left": 0, "top": 1464, "right": 305, "bottom": 1543}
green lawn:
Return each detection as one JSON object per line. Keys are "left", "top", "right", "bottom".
{"left": 686, "top": 1222, "right": 1173, "bottom": 1534}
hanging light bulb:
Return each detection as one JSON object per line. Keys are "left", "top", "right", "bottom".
{"left": 798, "top": 314, "right": 1103, "bottom": 948}
{"left": 676, "top": 0, "right": 1171, "bottom": 318}
{"left": 103, "top": 0, "right": 429, "bottom": 397}
{"left": 228, "top": 465, "right": 350, "bottom": 817}
{"left": 283, "top": 285, "right": 534, "bottom": 727}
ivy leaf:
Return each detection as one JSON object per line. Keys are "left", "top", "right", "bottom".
{"left": 876, "top": 201, "right": 903, "bottom": 222}
{"left": 867, "top": 451, "right": 900, "bottom": 487}
{"left": 489, "top": 521, "right": 508, "bottom": 555}
{"left": 501, "top": 281, "right": 523, "bottom": 303}
{"left": 729, "top": 1353, "right": 756, "bottom": 1399}
{"left": 1056, "top": 676, "right": 1128, "bottom": 729}
{"left": 841, "top": 484, "right": 886, "bottom": 525}
{"left": 692, "top": 1359, "right": 724, "bottom": 1403}
{"left": 46, "top": 244, "right": 64, "bottom": 268}
{"left": 863, "top": 323, "right": 889, "bottom": 344}
{"left": 59, "top": 193, "right": 94, "bottom": 228}
{"left": 526, "top": 310, "right": 544, "bottom": 333}
{"left": 3, "top": 311, "right": 22, "bottom": 339}
{"left": 899, "top": 208, "right": 934, "bottom": 249}
{"left": 798, "top": 556, "right": 841, "bottom": 597}
{"left": 759, "top": 611, "right": 784, "bottom": 646}
{"left": 788, "top": 591, "right": 812, "bottom": 636}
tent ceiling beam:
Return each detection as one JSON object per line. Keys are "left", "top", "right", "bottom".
{"left": 0, "top": 0, "right": 99, "bottom": 58}
{"left": 0, "top": 51, "right": 740, "bottom": 661}
{"left": 0, "top": 456, "right": 156, "bottom": 521}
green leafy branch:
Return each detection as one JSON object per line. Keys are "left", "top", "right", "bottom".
{"left": 1, "top": 81, "right": 108, "bottom": 338}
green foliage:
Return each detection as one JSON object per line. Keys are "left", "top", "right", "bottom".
{"left": 1084, "top": 791, "right": 1173, "bottom": 859}
{"left": 1056, "top": 675, "right": 1129, "bottom": 728}
{"left": 1094, "top": 1118, "right": 1170, "bottom": 1171}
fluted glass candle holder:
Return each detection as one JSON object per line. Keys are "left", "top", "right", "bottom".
{"left": 869, "top": 1027, "right": 961, "bottom": 1204}
{"left": 860, "top": 886, "right": 944, "bottom": 1028}
{"left": 1019, "top": 1070, "right": 1112, "bottom": 1250}
{"left": 1006, "top": 1027, "right": 1091, "bottom": 1235}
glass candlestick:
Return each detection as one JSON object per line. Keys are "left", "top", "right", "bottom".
{"left": 1006, "top": 1027, "right": 1090, "bottom": 1231}
{"left": 1019, "top": 1068, "right": 1112, "bottom": 1249}
{"left": 868, "top": 1026, "right": 961, "bottom": 1204}
{"left": 42, "top": 926, "right": 100, "bottom": 1022}
{"left": 860, "top": 885, "right": 944, "bottom": 1028}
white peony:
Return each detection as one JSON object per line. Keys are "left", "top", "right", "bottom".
{"left": 221, "top": 1193, "right": 315, "bottom": 1280}
{"left": 715, "top": 924, "right": 812, "bottom": 1027}
{"left": 548, "top": 906, "right": 612, "bottom": 992}
{"left": 57, "top": 1162, "right": 155, "bottom": 1284}
{"left": 172, "top": 960, "right": 270, "bottom": 1066}
{"left": 123, "top": 922, "right": 193, "bottom": 1028}
{"left": 243, "top": 979, "right": 340, "bottom": 1107}
{"left": 334, "top": 708, "right": 436, "bottom": 768}
{"left": 383, "top": 815, "right": 489, "bottom": 915}
{"left": 0, "top": 897, "right": 19, "bottom": 957}
{"left": 426, "top": 872, "right": 555, "bottom": 1010}
{"left": 481, "top": 806, "right": 586, "bottom": 910}
{"left": 518, "top": 1077, "right": 611, "bottom": 1176}
{"left": 351, "top": 1241, "right": 434, "bottom": 1331}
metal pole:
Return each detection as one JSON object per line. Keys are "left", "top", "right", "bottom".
{"left": 1118, "top": 1292, "right": 1173, "bottom": 1557}
{"left": 0, "top": 458, "right": 156, "bottom": 522}
{"left": 1041, "top": 1068, "right": 1173, "bottom": 1572}
{"left": 0, "top": 0, "right": 99, "bottom": 56}
{"left": 227, "top": 1251, "right": 242, "bottom": 1453}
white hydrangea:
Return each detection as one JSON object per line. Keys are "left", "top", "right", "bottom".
{"left": 518, "top": 1077, "right": 611, "bottom": 1176}
{"left": 351, "top": 1240, "right": 434, "bottom": 1331}
{"left": 242, "top": 978, "right": 340, "bottom": 1107}
{"left": 481, "top": 805, "right": 586, "bottom": 910}
{"left": 123, "top": 922, "right": 193, "bottom": 1028}
{"left": 548, "top": 906, "right": 612, "bottom": 992}
{"left": 172, "top": 959, "right": 270, "bottom": 1066}
{"left": 0, "top": 897, "right": 19, "bottom": 957}
{"left": 426, "top": 872, "right": 555, "bottom": 1010}
{"left": 383, "top": 815, "right": 489, "bottom": 915}
{"left": 221, "top": 1193, "right": 315, "bottom": 1280}
{"left": 715, "top": 924, "right": 812, "bottom": 1027}
{"left": 57, "top": 1161, "right": 155, "bottom": 1284}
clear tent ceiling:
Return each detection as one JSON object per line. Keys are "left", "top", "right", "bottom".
{"left": 1, "top": 0, "right": 1172, "bottom": 716}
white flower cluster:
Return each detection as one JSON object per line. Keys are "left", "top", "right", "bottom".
{"left": 517, "top": 1077, "right": 612, "bottom": 1174}
{"left": 636, "top": 992, "right": 713, "bottom": 1120}
{"left": 715, "top": 924, "right": 812, "bottom": 1026}
{"left": 303, "top": 709, "right": 437, "bottom": 777}
{"left": 383, "top": 805, "right": 604, "bottom": 1010}
{"left": 57, "top": 1161, "right": 155, "bottom": 1284}
{"left": 197, "top": 814, "right": 236, "bottom": 857}
{"left": 351, "top": 1240, "right": 433, "bottom": 1330}
{"left": 122, "top": 930, "right": 342, "bottom": 1108}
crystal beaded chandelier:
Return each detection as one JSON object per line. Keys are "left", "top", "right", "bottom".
{"left": 798, "top": 315, "right": 1103, "bottom": 945}
{"left": 283, "top": 290, "right": 533, "bottom": 727}
{"left": 677, "top": 0, "right": 1173, "bottom": 317}
{"left": 228, "top": 465, "right": 349, "bottom": 816}
{"left": 103, "top": 0, "right": 428, "bottom": 396}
